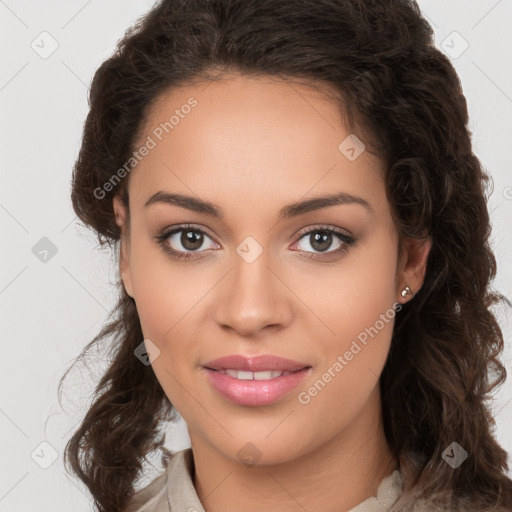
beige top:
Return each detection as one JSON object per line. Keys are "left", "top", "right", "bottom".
{"left": 126, "top": 448, "right": 430, "bottom": 512}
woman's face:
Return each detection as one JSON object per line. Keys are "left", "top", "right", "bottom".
{"left": 114, "top": 73, "right": 429, "bottom": 465}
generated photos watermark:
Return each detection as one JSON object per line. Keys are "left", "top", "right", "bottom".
{"left": 93, "top": 97, "right": 198, "bottom": 200}
{"left": 297, "top": 301, "right": 402, "bottom": 405}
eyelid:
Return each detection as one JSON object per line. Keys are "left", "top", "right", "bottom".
{"left": 294, "top": 224, "right": 353, "bottom": 239}
{"left": 162, "top": 223, "right": 217, "bottom": 238}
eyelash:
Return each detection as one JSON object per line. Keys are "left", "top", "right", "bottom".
{"left": 154, "top": 223, "right": 356, "bottom": 261}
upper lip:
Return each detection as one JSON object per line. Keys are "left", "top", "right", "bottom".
{"left": 204, "top": 354, "right": 311, "bottom": 372}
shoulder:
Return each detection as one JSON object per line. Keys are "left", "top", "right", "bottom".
{"left": 125, "top": 471, "right": 168, "bottom": 512}
{"left": 125, "top": 449, "right": 190, "bottom": 512}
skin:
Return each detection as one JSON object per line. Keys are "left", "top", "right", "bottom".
{"left": 113, "top": 72, "right": 431, "bottom": 512}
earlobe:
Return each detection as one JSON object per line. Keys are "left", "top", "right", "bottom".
{"left": 113, "top": 195, "right": 135, "bottom": 299}
{"left": 398, "top": 236, "right": 432, "bottom": 303}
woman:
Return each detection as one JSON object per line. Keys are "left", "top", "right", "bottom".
{"left": 58, "top": 0, "right": 512, "bottom": 510}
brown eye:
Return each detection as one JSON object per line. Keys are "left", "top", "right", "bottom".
{"left": 180, "top": 229, "right": 204, "bottom": 251}
{"left": 308, "top": 231, "right": 334, "bottom": 252}
{"left": 154, "top": 224, "right": 219, "bottom": 260}
{"left": 295, "top": 228, "right": 353, "bottom": 255}
{"left": 165, "top": 228, "right": 217, "bottom": 253}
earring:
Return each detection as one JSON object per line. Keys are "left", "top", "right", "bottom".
{"left": 401, "top": 285, "right": 412, "bottom": 298}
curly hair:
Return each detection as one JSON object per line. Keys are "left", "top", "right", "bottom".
{"left": 58, "top": 0, "right": 512, "bottom": 510}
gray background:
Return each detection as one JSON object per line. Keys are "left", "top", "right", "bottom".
{"left": 1, "top": 0, "right": 511, "bottom": 510}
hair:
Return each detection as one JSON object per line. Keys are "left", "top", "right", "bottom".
{"left": 58, "top": 0, "right": 512, "bottom": 510}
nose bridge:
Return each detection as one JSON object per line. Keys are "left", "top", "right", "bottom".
{"left": 214, "top": 238, "right": 291, "bottom": 336}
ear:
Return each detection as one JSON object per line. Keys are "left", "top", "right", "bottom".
{"left": 396, "top": 236, "right": 432, "bottom": 304}
{"left": 113, "top": 194, "right": 135, "bottom": 299}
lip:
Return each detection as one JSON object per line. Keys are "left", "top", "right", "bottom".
{"left": 202, "top": 354, "right": 312, "bottom": 406}
{"left": 203, "top": 354, "right": 310, "bottom": 372}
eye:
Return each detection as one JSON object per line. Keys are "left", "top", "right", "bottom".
{"left": 292, "top": 226, "right": 356, "bottom": 259}
{"left": 154, "top": 224, "right": 219, "bottom": 260}
{"left": 155, "top": 224, "right": 356, "bottom": 262}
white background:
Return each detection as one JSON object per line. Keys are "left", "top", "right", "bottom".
{"left": 1, "top": 1, "right": 511, "bottom": 510}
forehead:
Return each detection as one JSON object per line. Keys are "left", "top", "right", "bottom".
{"left": 127, "top": 73, "right": 385, "bottom": 216}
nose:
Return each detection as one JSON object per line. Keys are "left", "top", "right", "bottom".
{"left": 213, "top": 248, "right": 293, "bottom": 338}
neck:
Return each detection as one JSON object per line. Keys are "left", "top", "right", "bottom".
{"left": 190, "top": 386, "right": 398, "bottom": 512}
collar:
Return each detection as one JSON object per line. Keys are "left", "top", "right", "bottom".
{"left": 165, "top": 448, "right": 404, "bottom": 512}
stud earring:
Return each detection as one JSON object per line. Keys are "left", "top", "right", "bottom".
{"left": 401, "top": 286, "right": 412, "bottom": 298}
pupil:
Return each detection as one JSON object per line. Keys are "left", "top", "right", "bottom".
{"left": 311, "top": 231, "right": 332, "bottom": 252}
{"left": 182, "top": 230, "right": 203, "bottom": 250}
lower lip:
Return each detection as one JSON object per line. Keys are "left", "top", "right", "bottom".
{"left": 203, "top": 368, "right": 311, "bottom": 406}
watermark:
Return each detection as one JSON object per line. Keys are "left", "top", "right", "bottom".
{"left": 338, "top": 133, "right": 366, "bottom": 161}
{"left": 237, "top": 442, "right": 262, "bottom": 467}
{"left": 503, "top": 186, "right": 512, "bottom": 201}
{"left": 32, "top": 236, "right": 58, "bottom": 263}
{"left": 31, "top": 31, "right": 59, "bottom": 59}
{"left": 441, "top": 442, "right": 468, "bottom": 468}
{"left": 134, "top": 338, "right": 161, "bottom": 366}
{"left": 236, "top": 236, "right": 264, "bottom": 263}
{"left": 440, "top": 31, "right": 469, "bottom": 60}
{"left": 297, "top": 301, "right": 402, "bottom": 405}
{"left": 93, "top": 97, "right": 198, "bottom": 200}
{"left": 31, "top": 441, "right": 59, "bottom": 469}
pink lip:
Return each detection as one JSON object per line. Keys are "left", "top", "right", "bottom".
{"left": 202, "top": 354, "right": 312, "bottom": 406}
{"left": 204, "top": 354, "right": 310, "bottom": 372}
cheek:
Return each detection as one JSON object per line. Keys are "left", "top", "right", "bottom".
{"left": 304, "top": 229, "right": 398, "bottom": 345}
{"left": 129, "top": 237, "right": 202, "bottom": 341}
{"left": 129, "top": 248, "right": 204, "bottom": 413}
{"left": 298, "top": 230, "right": 398, "bottom": 405}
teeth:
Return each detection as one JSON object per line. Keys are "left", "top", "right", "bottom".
{"left": 254, "top": 371, "right": 273, "bottom": 380}
{"left": 226, "top": 369, "right": 253, "bottom": 380}
{"left": 220, "top": 369, "right": 292, "bottom": 380}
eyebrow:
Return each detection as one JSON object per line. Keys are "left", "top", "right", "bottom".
{"left": 144, "top": 190, "right": 373, "bottom": 220}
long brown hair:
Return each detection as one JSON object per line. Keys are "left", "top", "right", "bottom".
{"left": 58, "top": 0, "right": 512, "bottom": 510}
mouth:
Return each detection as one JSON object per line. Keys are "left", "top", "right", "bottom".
{"left": 202, "top": 354, "right": 312, "bottom": 406}
{"left": 206, "top": 369, "right": 299, "bottom": 380}
{"left": 203, "top": 353, "right": 310, "bottom": 373}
